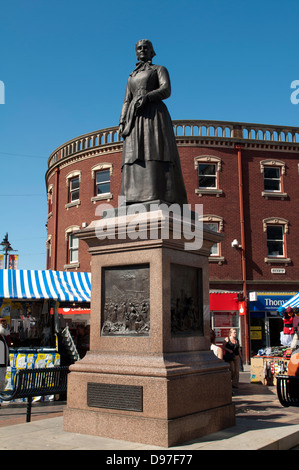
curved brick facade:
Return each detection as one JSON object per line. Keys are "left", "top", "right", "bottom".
{"left": 45, "top": 120, "right": 299, "bottom": 295}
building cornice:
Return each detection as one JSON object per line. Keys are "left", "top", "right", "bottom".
{"left": 46, "top": 120, "right": 299, "bottom": 184}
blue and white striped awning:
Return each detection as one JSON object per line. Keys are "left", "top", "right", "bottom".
{"left": 278, "top": 292, "right": 299, "bottom": 312}
{"left": 0, "top": 269, "right": 91, "bottom": 303}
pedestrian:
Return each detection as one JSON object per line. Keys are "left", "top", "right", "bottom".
{"left": 210, "top": 329, "right": 223, "bottom": 359}
{"left": 223, "top": 328, "right": 242, "bottom": 388}
{"left": 0, "top": 319, "right": 10, "bottom": 394}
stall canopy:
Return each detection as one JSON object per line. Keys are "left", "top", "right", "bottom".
{"left": 278, "top": 292, "right": 299, "bottom": 312}
{"left": 0, "top": 269, "right": 91, "bottom": 303}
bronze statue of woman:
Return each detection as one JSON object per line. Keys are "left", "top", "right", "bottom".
{"left": 119, "top": 39, "right": 188, "bottom": 206}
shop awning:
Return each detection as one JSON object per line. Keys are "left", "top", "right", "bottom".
{"left": 0, "top": 269, "right": 91, "bottom": 303}
{"left": 278, "top": 292, "right": 299, "bottom": 312}
{"left": 209, "top": 291, "right": 240, "bottom": 311}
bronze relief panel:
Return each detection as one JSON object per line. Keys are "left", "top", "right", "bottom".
{"left": 101, "top": 264, "right": 150, "bottom": 336}
{"left": 171, "top": 264, "right": 203, "bottom": 336}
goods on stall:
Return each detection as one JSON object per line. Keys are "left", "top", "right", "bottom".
{"left": 250, "top": 355, "right": 289, "bottom": 385}
{"left": 1, "top": 349, "right": 60, "bottom": 403}
{"left": 277, "top": 306, "right": 299, "bottom": 347}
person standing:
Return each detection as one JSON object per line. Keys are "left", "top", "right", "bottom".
{"left": 223, "top": 328, "right": 242, "bottom": 388}
{"left": 0, "top": 319, "right": 10, "bottom": 392}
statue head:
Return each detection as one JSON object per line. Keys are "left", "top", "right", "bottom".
{"left": 135, "top": 39, "right": 156, "bottom": 62}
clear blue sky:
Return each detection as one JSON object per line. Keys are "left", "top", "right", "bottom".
{"left": 0, "top": 0, "right": 298, "bottom": 270}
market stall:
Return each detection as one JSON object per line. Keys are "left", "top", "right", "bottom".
{"left": 0, "top": 269, "right": 91, "bottom": 400}
{"left": 250, "top": 292, "right": 299, "bottom": 384}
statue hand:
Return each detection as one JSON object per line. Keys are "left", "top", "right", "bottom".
{"left": 135, "top": 95, "right": 148, "bottom": 109}
{"left": 119, "top": 123, "right": 124, "bottom": 137}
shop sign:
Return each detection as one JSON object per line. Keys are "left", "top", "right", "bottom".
{"left": 250, "top": 326, "right": 262, "bottom": 340}
{"left": 8, "top": 254, "right": 18, "bottom": 270}
{"left": 50, "top": 307, "right": 91, "bottom": 316}
{"left": 59, "top": 307, "right": 90, "bottom": 315}
{"left": 209, "top": 293, "right": 239, "bottom": 311}
{"left": 271, "top": 268, "right": 286, "bottom": 274}
{"left": 249, "top": 293, "right": 296, "bottom": 311}
{"left": 238, "top": 301, "right": 246, "bottom": 316}
{"left": 213, "top": 312, "right": 233, "bottom": 327}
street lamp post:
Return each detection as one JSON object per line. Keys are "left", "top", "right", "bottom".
{"left": 0, "top": 233, "right": 17, "bottom": 269}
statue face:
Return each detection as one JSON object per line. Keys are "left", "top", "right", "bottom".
{"left": 136, "top": 41, "right": 153, "bottom": 62}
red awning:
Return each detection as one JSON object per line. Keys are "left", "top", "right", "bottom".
{"left": 210, "top": 292, "right": 239, "bottom": 311}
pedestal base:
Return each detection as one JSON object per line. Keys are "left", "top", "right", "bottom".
{"left": 63, "top": 351, "right": 235, "bottom": 447}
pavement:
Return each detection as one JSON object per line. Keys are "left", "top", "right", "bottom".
{"left": 1, "top": 367, "right": 299, "bottom": 451}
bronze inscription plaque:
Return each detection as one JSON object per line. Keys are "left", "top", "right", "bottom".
{"left": 171, "top": 264, "right": 203, "bottom": 336}
{"left": 87, "top": 383, "right": 143, "bottom": 412}
{"left": 101, "top": 264, "right": 150, "bottom": 336}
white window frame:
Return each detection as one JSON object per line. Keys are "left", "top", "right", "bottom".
{"left": 194, "top": 156, "right": 223, "bottom": 197}
{"left": 65, "top": 171, "right": 81, "bottom": 208}
{"left": 64, "top": 225, "right": 80, "bottom": 269}
{"left": 201, "top": 215, "right": 224, "bottom": 264}
{"left": 69, "top": 233, "right": 79, "bottom": 263}
{"left": 263, "top": 217, "right": 291, "bottom": 265}
{"left": 267, "top": 225, "right": 284, "bottom": 258}
{"left": 95, "top": 169, "right": 111, "bottom": 195}
{"left": 69, "top": 176, "right": 80, "bottom": 203}
{"left": 260, "top": 159, "right": 287, "bottom": 199}
{"left": 91, "top": 163, "right": 113, "bottom": 203}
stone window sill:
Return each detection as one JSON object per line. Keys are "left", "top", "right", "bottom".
{"left": 91, "top": 193, "right": 113, "bottom": 203}
{"left": 64, "top": 262, "right": 80, "bottom": 270}
{"left": 195, "top": 189, "right": 223, "bottom": 197}
{"left": 264, "top": 257, "right": 291, "bottom": 266}
{"left": 208, "top": 256, "right": 225, "bottom": 265}
{"left": 262, "top": 191, "right": 287, "bottom": 200}
{"left": 65, "top": 200, "right": 81, "bottom": 209}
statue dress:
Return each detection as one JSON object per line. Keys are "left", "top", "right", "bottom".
{"left": 119, "top": 60, "right": 188, "bottom": 205}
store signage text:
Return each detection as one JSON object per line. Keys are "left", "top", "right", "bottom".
{"left": 238, "top": 301, "right": 246, "bottom": 316}
{"left": 250, "top": 293, "right": 295, "bottom": 311}
{"left": 264, "top": 298, "right": 288, "bottom": 307}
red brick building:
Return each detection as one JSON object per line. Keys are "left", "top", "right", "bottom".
{"left": 45, "top": 120, "right": 299, "bottom": 358}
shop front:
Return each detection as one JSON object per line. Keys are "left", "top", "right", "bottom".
{"left": 249, "top": 292, "right": 296, "bottom": 356}
{"left": 210, "top": 291, "right": 241, "bottom": 345}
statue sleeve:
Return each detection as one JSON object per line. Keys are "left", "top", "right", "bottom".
{"left": 147, "top": 66, "right": 171, "bottom": 102}
{"left": 119, "top": 81, "right": 133, "bottom": 125}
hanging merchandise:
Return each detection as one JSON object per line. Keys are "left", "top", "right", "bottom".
{"left": 283, "top": 307, "right": 295, "bottom": 334}
{"left": 279, "top": 306, "right": 295, "bottom": 346}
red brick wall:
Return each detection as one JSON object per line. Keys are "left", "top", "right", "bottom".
{"left": 46, "top": 142, "right": 299, "bottom": 292}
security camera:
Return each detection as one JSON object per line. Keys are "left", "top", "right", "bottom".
{"left": 231, "top": 239, "right": 240, "bottom": 248}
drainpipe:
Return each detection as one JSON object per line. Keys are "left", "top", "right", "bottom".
{"left": 235, "top": 143, "right": 250, "bottom": 364}
{"left": 53, "top": 167, "right": 60, "bottom": 270}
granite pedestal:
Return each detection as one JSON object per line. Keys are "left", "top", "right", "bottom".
{"left": 63, "top": 209, "right": 235, "bottom": 447}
